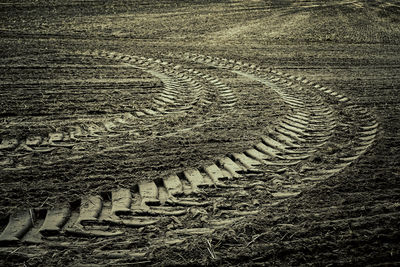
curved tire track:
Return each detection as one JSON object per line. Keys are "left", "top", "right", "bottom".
{"left": 0, "top": 53, "right": 378, "bottom": 265}
{"left": 0, "top": 50, "right": 237, "bottom": 170}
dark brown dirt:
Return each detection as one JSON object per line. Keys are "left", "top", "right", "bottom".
{"left": 1, "top": 0, "right": 399, "bottom": 266}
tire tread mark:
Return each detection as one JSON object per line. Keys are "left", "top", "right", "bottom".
{"left": 0, "top": 54, "right": 379, "bottom": 266}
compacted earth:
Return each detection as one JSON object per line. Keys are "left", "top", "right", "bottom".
{"left": 0, "top": 0, "right": 399, "bottom": 266}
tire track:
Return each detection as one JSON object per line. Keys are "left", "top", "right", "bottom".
{"left": 182, "top": 53, "right": 378, "bottom": 182}
{"left": 0, "top": 52, "right": 379, "bottom": 265}
{"left": 0, "top": 50, "right": 237, "bottom": 170}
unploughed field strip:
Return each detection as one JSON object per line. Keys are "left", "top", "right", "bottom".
{"left": 0, "top": 52, "right": 378, "bottom": 264}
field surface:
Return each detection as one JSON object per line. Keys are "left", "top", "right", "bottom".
{"left": 0, "top": 0, "right": 399, "bottom": 266}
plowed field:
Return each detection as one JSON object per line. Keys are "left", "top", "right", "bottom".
{"left": 1, "top": 0, "right": 399, "bottom": 266}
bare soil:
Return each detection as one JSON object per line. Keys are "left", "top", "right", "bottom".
{"left": 0, "top": 0, "right": 399, "bottom": 266}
